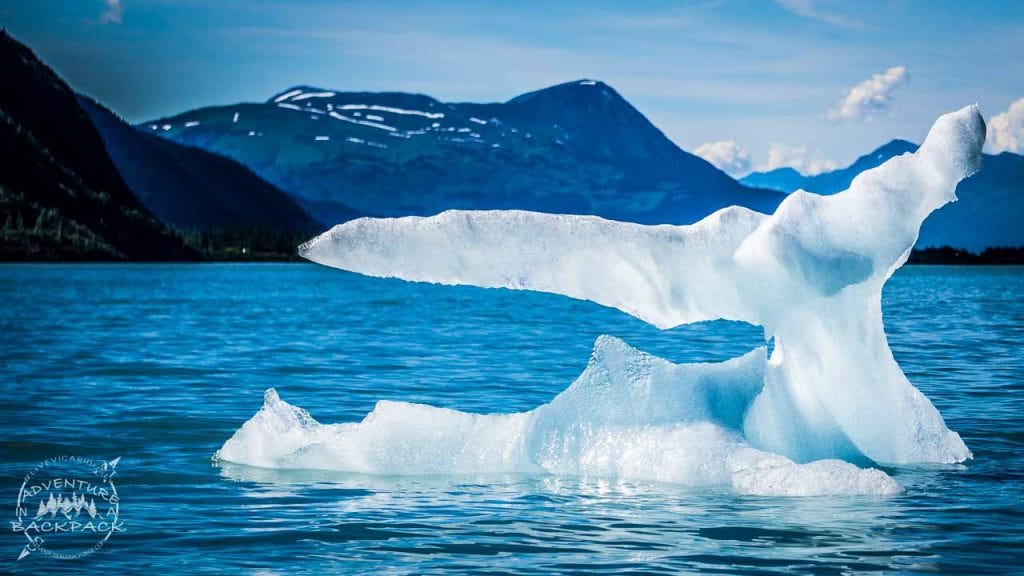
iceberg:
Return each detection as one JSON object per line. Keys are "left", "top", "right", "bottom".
{"left": 219, "top": 106, "right": 984, "bottom": 495}
{"left": 217, "top": 337, "right": 899, "bottom": 496}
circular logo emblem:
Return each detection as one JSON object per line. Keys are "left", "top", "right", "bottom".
{"left": 11, "top": 456, "right": 123, "bottom": 561}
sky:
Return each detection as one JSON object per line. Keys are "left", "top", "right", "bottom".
{"left": 3, "top": 0, "right": 1023, "bottom": 175}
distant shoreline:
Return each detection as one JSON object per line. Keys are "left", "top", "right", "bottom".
{"left": 906, "top": 246, "right": 1024, "bottom": 265}
{"left": 3, "top": 247, "right": 1024, "bottom": 265}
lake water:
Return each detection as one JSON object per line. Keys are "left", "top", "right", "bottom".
{"left": 2, "top": 263, "right": 1022, "bottom": 574}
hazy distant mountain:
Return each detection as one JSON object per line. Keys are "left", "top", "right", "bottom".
{"left": 143, "top": 81, "right": 784, "bottom": 226}
{"left": 79, "top": 97, "right": 320, "bottom": 233}
{"left": 920, "top": 151, "right": 1024, "bottom": 250}
{"left": 741, "top": 139, "right": 1024, "bottom": 251}
{"left": 0, "top": 31, "right": 193, "bottom": 260}
{"left": 740, "top": 140, "right": 921, "bottom": 194}
{"left": 738, "top": 167, "right": 806, "bottom": 194}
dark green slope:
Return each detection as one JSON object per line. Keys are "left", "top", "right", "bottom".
{"left": 0, "top": 30, "right": 193, "bottom": 260}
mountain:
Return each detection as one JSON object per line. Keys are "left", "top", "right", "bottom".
{"left": 0, "top": 30, "right": 193, "bottom": 260}
{"left": 142, "top": 81, "right": 784, "bottom": 226}
{"left": 78, "top": 96, "right": 320, "bottom": 233}
{"left": 741, "top": 139, "right": 1024, "bottom": 251}
{"left": 805, "top": 139, "right": 918, "bottom": 194}
{"left": 920, "top": 151, "right": 1024, "bottom": 250}
{"left": 740, "top": 140, "right": 920, "bottom": 194}
{"left": 739, "top": 167, "right": 805, "bottom": 194}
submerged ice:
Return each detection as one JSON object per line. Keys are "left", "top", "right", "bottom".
{"left": 219, "top": 106, "right": 985, "bottom": 495}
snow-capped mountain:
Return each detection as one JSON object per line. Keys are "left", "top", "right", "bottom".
{"left": 143, "top": 81, "right": 784, "bottom": 226}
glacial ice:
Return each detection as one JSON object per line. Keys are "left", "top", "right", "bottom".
{"left": 217, "top": 337, "right": 899, "bottom": 496}
{"left": 219, "top": 106, "right": 985, "bottom": 495}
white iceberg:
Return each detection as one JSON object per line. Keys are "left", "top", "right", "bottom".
{"left": 219, "top": 106, "right": 985, "bottom": 495}
{"left": 217, "top": 337, "right": 899, "bottom": 496}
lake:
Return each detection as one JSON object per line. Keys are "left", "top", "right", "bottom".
{"left": 1, "top": 263, "right": 1022, "bottom": 574}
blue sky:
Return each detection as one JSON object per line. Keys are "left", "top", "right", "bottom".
{"left": 3, "top": 0, "right": 1023, "bottom": 174}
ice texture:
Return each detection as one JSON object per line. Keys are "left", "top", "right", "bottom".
{"left": 217, "top": 337, "right": 900, "bottom": 496}
{"left": 222, "top": 106, "right": 984, "bottom": 494}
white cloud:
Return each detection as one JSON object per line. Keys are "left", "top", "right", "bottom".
{"left": 695, "top": 140, "right": 838, "bottom": 177}
{"left": 693, "top": 140, "right": 752, "bottom": 177}
{"left": 775, "top": 0, "right": 858, "bottom": 29}
{"left": 827, "top": 66, "right": 908, "bottom": 122}
{"left": 99, "top": 0, "right": 123, "bottom": 25}
{"left": 761, "top": 143, "right": 838, "bottom": 176}
{"left": 986, "top": 97, "right": 1024, "bottom": 154}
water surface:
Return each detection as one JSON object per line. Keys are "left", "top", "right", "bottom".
{"left": 1, "top": 264, "right": 1022, "bottom": 574}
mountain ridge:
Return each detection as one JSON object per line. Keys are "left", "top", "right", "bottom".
{"left": 80, "top": 95, "right": 321, "bottom": 233}
{"left": 0, "top": 30, "right": 194, "bottom": 260}
{"left": 142, "top": 79, "right": 785, "bottom": 227}
{"left": 5, "top": 23, "right": 1017, "bottom": 260}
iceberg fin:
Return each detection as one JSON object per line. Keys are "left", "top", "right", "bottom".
{"left": 300, "top": 206, "right": 772, "bottom": 330}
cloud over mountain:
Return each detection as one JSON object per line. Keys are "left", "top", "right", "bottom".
{"left": 762, "top": 143, "right": 838, "bottom": 176}
{"left": 693, "top": 140, "right": 752, "bottom": 177}
{"left": 827, "top": 66, "right": 908, "bottom": 122}
{"left": 986, "top": 97, "right": 1024, "bottom": 154}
